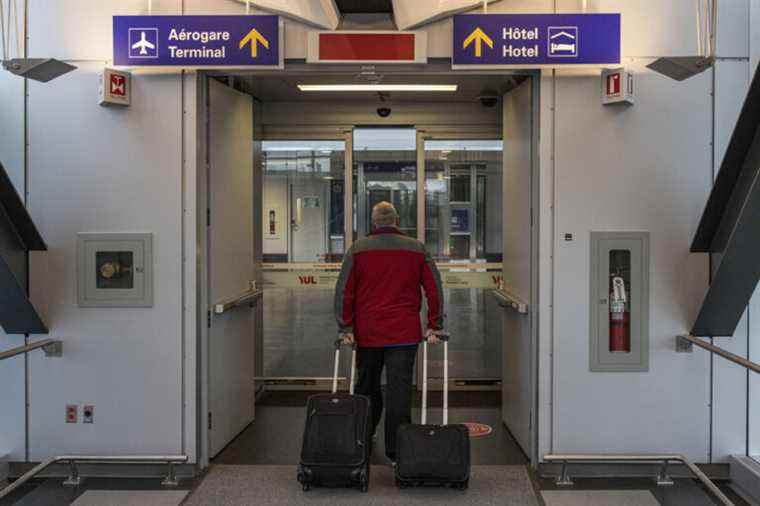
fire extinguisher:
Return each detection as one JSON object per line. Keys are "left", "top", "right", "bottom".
{"left": 609, "top": 275, "right": 631, "bottom": 352}
{"left": 269, "top": 209, "right": 276, "bottom": 235}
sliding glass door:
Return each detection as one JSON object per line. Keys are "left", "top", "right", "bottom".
{"left": 352, "top": 128, "right": 418, "bottom": 241}
{"left": 422, "top": 138, "right": 504, "bottom": 384}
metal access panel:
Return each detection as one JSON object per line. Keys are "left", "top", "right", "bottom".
{"left": 77, "top": 233, "right": 153, "bottom": 307}
{"left": 589, "top": 232, "right": 650, "bottom": 372}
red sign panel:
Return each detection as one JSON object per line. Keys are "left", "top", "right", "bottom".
{"left": 606, "top": 73, "right": 621, "bottom": 96}
{"left": 110, "top": 74, "right": 127, "bottom": 96}
{"left": 308, "top": 31, "right": 426, "bottom": 63}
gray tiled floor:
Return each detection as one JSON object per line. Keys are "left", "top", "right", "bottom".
{"left": 262, "top": 288, "right": 503, "bottom": 379}
{"left": 213, "top": 391, "right": 526, "bottom": 466}
{"left": 184, "top": 465, "right": 539, "bottom": 506}
{"left": 542, "top": 490, "right": 659, "bottom": 506}
{"left": 71, "top": 490, "right": 188, "bottom": 506}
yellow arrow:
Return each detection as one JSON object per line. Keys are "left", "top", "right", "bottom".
{"left": 463, "top": 27, "right": 493, "bottom": 58}
{"left": 239, "top": 28, "right": 269, "bottom": 58}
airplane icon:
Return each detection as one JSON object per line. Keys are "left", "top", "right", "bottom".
{"left": 131, "top": 32, "right": 155, "bottom": 55}
{"left": 128, "top": 28, "right": 158, "bottom": 58}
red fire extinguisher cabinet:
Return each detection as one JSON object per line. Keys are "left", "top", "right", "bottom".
{"left": 589, "top": 232, "right": 650, "bottom": 372}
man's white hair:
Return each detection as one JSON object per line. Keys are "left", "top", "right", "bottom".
{"left": 371, "top": 201, "right": 399, "bottom": 227}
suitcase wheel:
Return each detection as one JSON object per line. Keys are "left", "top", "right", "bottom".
{"left": 297, "top": 465, "right": 313, "bottom": 492}
{"left": 456, "top": 480, "right": 469, "bottom": 490}
{"left": 358, "top": 468, "right": 369, "bottom": 492}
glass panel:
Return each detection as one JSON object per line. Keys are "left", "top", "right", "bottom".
{"left": 261, "top": 140, "right": 348, "bottom": 378}
{"left": 353, "top": 128, "right": 417, "bottom": 240}
{"left": 750, "top": 287, "right": 760, "bottom": 463}
{"left": 423, "top": 140, "right": 502, "bottom": 262}
{"left": 609, "top": 249, "right": 631, "bottom": 353}
{"left": 423, "top": 140, "right": 503, "bottom": 380}
{"left": 262, "top": 140, "right": 345, "bottom": 263}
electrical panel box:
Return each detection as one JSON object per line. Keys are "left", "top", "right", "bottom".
{"left": 589, "top": 232, "right": 649, "bottom": 372}
{"left": 77, "top": 233, "right": 153, "bottom": 307}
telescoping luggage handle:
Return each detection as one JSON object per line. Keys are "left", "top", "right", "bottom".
{"left": 332, "top": 338, "right": 357, "bottom": 394}
{"left": 421, "top": 333, "right": 450, "bottom": 426}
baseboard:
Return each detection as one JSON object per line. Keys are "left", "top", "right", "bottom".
{"left": 730, "top": 455, "right": 760, "bottom": 505}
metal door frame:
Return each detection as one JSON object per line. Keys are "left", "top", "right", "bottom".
{"left": 196, "top": 66, "right": 542, "bottom": 469}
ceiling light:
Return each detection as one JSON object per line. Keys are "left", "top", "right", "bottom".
{"left": 646, "top": 56, "right": 713, "bottom": 81}
{"left": 298, "top": 84, "right": 458, "bottom": 92}
{"left": 3, "top": 58, "right": 77, "bottom": 82}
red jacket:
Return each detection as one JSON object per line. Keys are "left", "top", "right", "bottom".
{"left": 334, "top": 227, "right": 444, "bottom": 348}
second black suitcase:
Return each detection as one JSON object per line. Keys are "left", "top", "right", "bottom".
{"left": 395, "top": 335, "right": 471, "bottom": 489}
{"left": 297, "top": 340, "right": 371, "bottom": 492}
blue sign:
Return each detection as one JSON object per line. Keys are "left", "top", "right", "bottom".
{"left": 113, "top": 15, "right": 281, "bottom": 67}
{"left": 453, "top": 14, "right": 620, "bottom": 67}
{"left": 451, "top": 209, "right": 470, "bottom": 233}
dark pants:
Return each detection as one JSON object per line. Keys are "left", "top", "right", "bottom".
{"left": 355, "top": 345, "right": 418, "bottom": 461}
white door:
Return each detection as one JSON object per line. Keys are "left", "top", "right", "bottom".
{"left": 208, "top": 79, "right": 256, "bottom": 458}
{"left": 290, "top": 177, "right": 328, "bottom": 262}
{"left": 501, "top": 79, "right": 535, "bottom": 458}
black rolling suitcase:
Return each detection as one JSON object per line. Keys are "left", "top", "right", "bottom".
{"left": 395, "top": 335, "right": 471, "bottom": 489}
{"left": 297, "top": 339, "right": 371, "bottom": 492}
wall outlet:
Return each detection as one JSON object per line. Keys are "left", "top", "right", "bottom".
{"left": 83, "top": 405, "right": 94, "bottom": 424}
{"left": 66, "top": 404, "right": 78, "bottom": 423}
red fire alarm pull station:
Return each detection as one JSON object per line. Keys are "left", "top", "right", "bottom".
{"left": 602, "top": 67, "right": 633, "bottom": 105}
{"left": 99, "top": 68, "right": 131, "bottom": 107}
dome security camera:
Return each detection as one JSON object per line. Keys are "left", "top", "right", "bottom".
{"left": 478, "top": 95, "right": 499, "bottom": 108}
{"left": 376, "top": 107, "right": 391, "bottom": 118}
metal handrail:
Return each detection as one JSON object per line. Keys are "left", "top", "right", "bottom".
{"left": 213, "top": 289, "right": 263, "bottom": 314}
{"left": 491, "top": 289, "right": 529, "bottom": 314}
{"left": 677, "top": 335, "right": 760, "bottom": 374}
{"left": 0, "top": 455, "right": 188, "bottom": 499}
{"left": 544, "top": 453, "right": 733, "bottom": 506}
{"left": 0, "top": 339, "right": 61, "bottom": 361}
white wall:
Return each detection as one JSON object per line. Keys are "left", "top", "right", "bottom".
{"left": 0, "top": 0, "right": 198, "bottom": 462}
{"left": 25, "top": 65, "right": 190, "bottom": 459}
{"left": 551, "top": 67, "right": 711, "bottom": 459}
{"left": 0, "top": 70, "right": 26, "bottom": 462}
{"left": 535, "top": 0, "right": 758, "bottom": 463}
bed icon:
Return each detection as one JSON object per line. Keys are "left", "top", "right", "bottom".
{"left": 548, "top": 27, "right": 578, "bottom": 57}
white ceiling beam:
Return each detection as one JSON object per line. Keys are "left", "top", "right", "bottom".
{"left": 392, "top": 0, "right": 501, "bottom": 31}
{"left": 236, "top": 0, "right": 340, "bottom": 30}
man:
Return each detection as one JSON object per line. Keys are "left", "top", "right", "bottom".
{"left": 334, "top": 201, "right": 445, "bottom": 463}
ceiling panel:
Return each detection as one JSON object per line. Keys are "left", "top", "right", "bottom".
{"left": 239, "top": 72, "right": 519, "bottom": 103}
